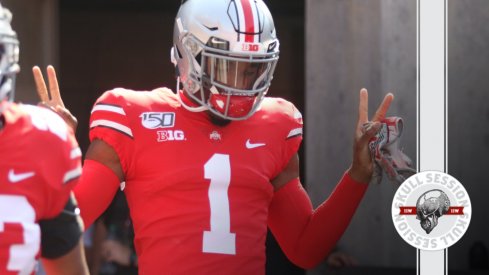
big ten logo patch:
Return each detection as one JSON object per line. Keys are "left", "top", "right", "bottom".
{"left": 157, "top": 130, "right": 186, "bottom": 142}
{"left": 241, "top": 43, "right": 260, "bottom": 52}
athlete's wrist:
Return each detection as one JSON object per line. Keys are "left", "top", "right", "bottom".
{"left": 347, "top": 164, "right": 371, "bottom": 184}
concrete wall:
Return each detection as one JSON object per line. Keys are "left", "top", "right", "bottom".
{"left": 305, "top": 0, "right": 417, "bottom": 271}
{"left": 306, "top": 0, "right": 489, "bottom": 272}
{"left": 447, "top": 0, "right": 489, "bottom": 271}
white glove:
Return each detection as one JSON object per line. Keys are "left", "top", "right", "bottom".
{"left": 365, "top": 117, "right": 416, "bottom": 185}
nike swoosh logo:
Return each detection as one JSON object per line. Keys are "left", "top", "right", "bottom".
{"left": 246, "top": 139, "right": 266, "bottom": 149}
{"left": 8, "top": 169, "right": 35, "bottom": 183}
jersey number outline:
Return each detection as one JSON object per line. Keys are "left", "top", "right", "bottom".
{"left": 0, "top": 195, "right": 40, "bottom": 274}
{"left": 202, "top": 154, "right": 236, "bottom": 255}
{"left": 24, "top": 105, "right": 68, "bottom": 141}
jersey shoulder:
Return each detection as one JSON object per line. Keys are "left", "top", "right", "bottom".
{"left": 94, "top": 87, "right": 179, "bottom": 110}
{"left": 3, "top": 103, "right": 74, "bottom": 144}
{"left": 259, "top": 97, "right": 303, "bottom": 122}
{"left": 90, "top": 87, "right": 179, "bottom": 139}
{"left": 1, "top": 103, "right": 81, "bottom": 208}
{"left": 256, "top": 97, "right": 303, "bottom": 138}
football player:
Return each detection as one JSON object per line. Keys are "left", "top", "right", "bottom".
{"left": 35, "top": 0, "right": 393, "bottom": 274}
{"left": 0, "top": 3, "right": 88, "bottom": 275}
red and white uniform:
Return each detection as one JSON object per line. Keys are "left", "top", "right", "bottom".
{"left": 88, "top": 88, "right": 302, "bottom": 274}
{"left": 0, "top": 102, "right": 81, "bottom": 274}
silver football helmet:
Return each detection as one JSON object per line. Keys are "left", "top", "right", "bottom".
{"left": 171, "top": 0, "right": 279, "bottom": 120}
{"left": 0, "top": 3, "right": 19, "bottom": 102}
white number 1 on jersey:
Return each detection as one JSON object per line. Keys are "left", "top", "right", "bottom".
{"left": 203, "top": 154, "right": 236, "bottom": 255}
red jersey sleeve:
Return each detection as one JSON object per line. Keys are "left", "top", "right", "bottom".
{"left": 268, "top": 174, "right": 368, "bottom": 269}
{"left": 266, "top": 98, "right": 303, "bottom": 177}
{"left": 89, "top": 89, "right": 135, "bottom": 174}
{"left": 281, "top": 101, "right": 303, "bottom": 165}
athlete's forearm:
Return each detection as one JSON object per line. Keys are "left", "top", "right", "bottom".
{"left": 41, "top": 239, "right": 89, "bottom": 275}
{"left": 74, "top": 159, "right": 120, "bottom": 228}
{"left": 268, "top": 172, "right": 368, "bottom": 269}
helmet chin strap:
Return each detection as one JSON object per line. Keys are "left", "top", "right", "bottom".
{"left": 175, "top": 76, "right": 208, "bottom": 113}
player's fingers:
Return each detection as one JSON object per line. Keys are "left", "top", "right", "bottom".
{"left": 103, "top": 249, "right": 111, "bottom": 260}
{"left": 350, "top": 256, "right": 359, "bottom": 266}
{"left": 32, "top": 66, "right": 49, "bottom": 102}
{"left": 337, "top": 254, "right": 350, "bottom": 266}
{"left": 358, "top": 88, "right": 368, "bottom": 124}
{"left": 358, "top": 121, "right": 381, "bottom": 146}
{"left": 341, "top": 254, "right": 356, "bottom": 267}
{"left": 372, "top": 93, "right": 394, "bottom": 122}
{"left": 47, "top": 65, "right": 64, "bottom": 107}
{"left": 328, "top": 257, "right": 342, "bottom": 268}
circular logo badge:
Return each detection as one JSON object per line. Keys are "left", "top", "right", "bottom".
{"left": 391, "top": 171, "right": 471, "bottom": 251}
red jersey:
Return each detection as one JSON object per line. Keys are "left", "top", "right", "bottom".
{"left": 0, "top": 102, "right": 81, "bottom": 274}
{"left": 89, "top": 88, "right": 302, "bottom": 274}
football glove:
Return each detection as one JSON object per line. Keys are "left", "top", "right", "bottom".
{"left": 365, "top": 117, "right": 416, "bottom": 185}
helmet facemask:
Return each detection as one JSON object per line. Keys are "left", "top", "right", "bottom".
{"left": 178, "top": 34, "right": 278, "bottom": 120}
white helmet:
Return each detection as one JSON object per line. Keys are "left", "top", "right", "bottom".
{"left": 171, "top": 0, "right": 279, "bottom": 120}
{"left": 0, "top": 3, "right": 19, "bottom": 102}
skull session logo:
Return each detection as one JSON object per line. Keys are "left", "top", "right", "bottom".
{"left": 416, "top": 189, "right": 452, "bottom": 234}
{"left": 391, "top": 171, "right": 471, "bottom": 250}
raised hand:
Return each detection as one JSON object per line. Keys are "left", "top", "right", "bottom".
{"left": 348, "top": 88, "right": 394, "bottom": 183}
{"left": 32, "top": 65, "right": 78, "bottom": 132}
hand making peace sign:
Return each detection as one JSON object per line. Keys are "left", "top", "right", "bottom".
{"left": 349, "top": 88, "right": 394, "bottom": 183}
{"left": 32, "top": 65, "right": 78, "bottom": 132}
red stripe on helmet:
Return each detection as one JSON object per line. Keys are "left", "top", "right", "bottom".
{"left": 240, "top": 0, "right": 255, "bottom": 42}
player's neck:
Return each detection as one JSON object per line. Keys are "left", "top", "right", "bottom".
{"left": 208, "top": 112, "right": 231, "bottom": 127}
